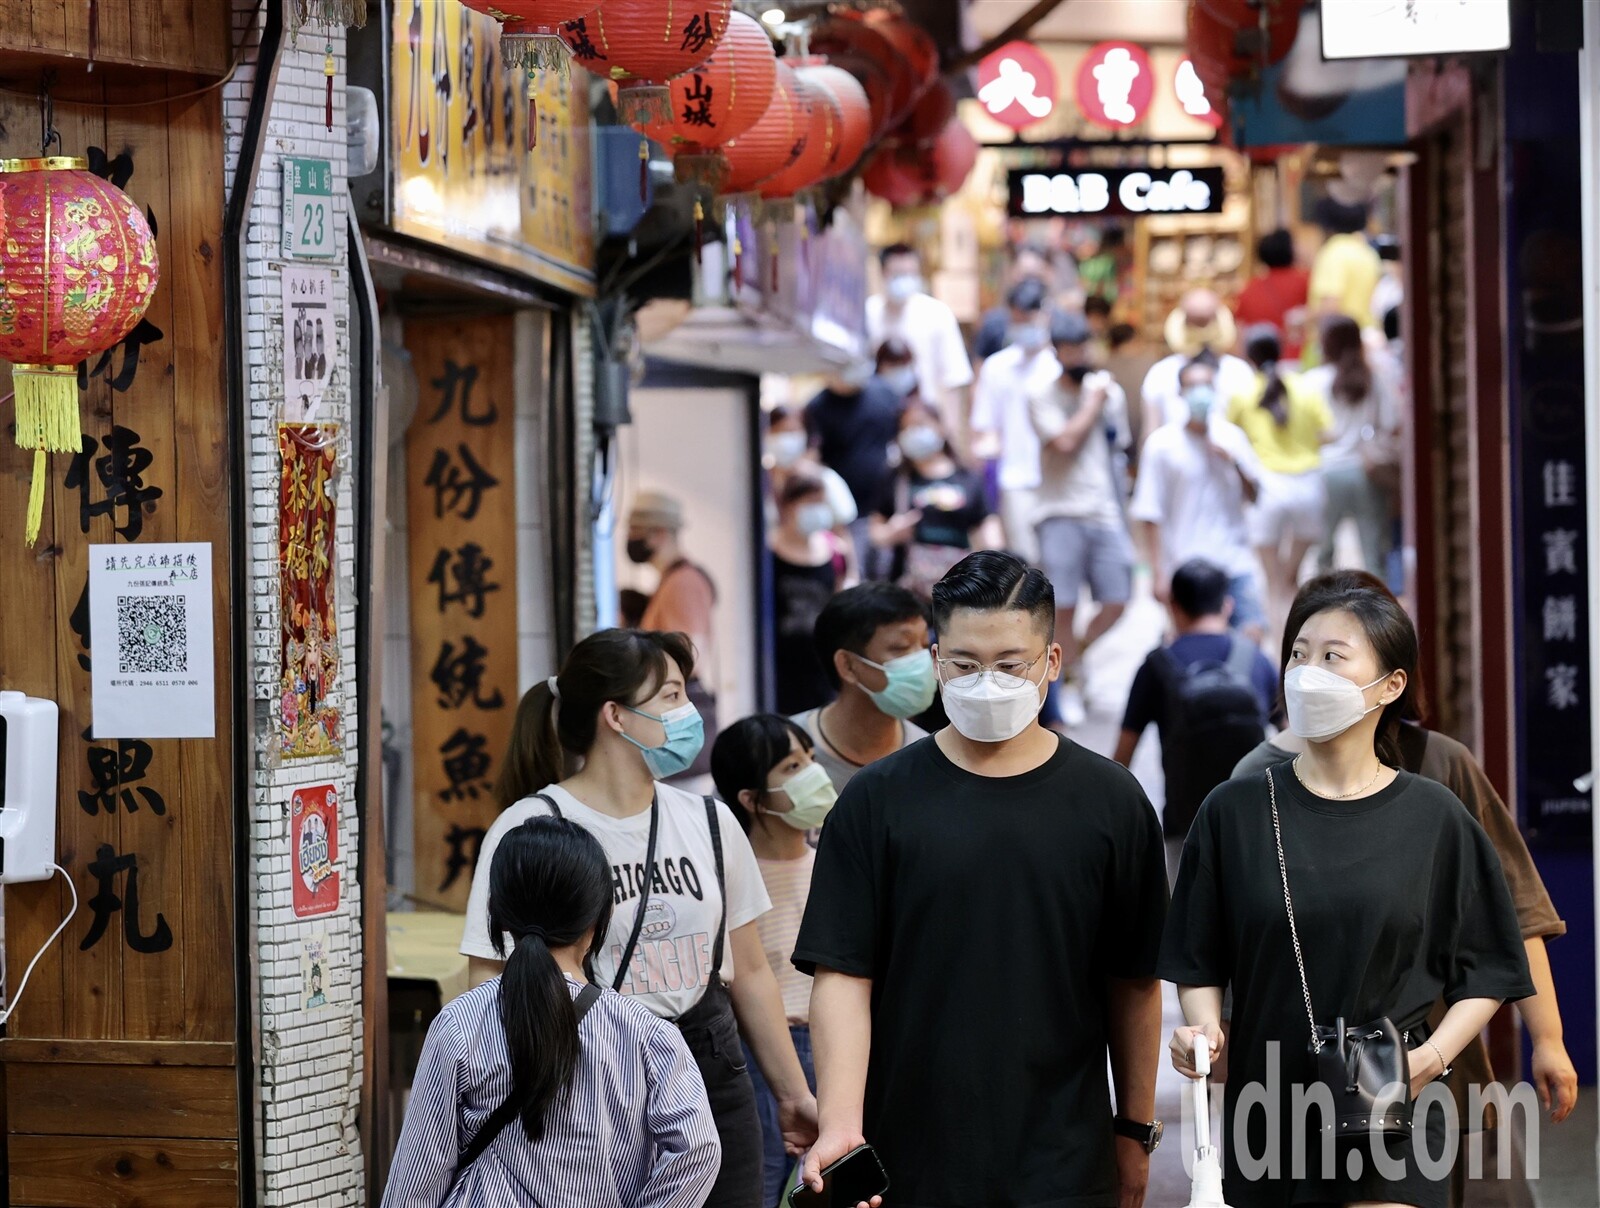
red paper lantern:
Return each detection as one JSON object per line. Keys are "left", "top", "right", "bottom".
{"left": 797, "top": 64, "right": 872, "bottom": 175}
{"left": 562, "top": 0, "right": 733, "bottom": 127}
{"left": 463, "top": 0, "right": 598, "bottom": 68}
{"left": 862, "top": 147, "right": 926, "bottom": 208}
{"left": 0, "top": 156, "right": 160, "bottom": 545}
{"left": 636, "top": 11, "right": 776, "bottom": 149}
{"left": 861, "top": 9, "right": 939, "bottom": 121}
{"left": 720, "top": 61, "right": 802, "bottom": 196}
{"left": 761, "top": 73, "right": 841, "bottom": 199}
{"left": 913, "top": 120, "right": 980, "bottom": 200}
{"left": 899, "top": 79, "right": 956, "bottom": 145}
{"left": 810, "top": 17, "right": 910, "bottom": 139}
{"left": 1197, "top": 0, "right": 1302, "bottom": 62}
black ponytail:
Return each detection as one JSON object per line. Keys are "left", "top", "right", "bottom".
{"left": 1244, "top": 324, "right": 1289, "bottom": 427}
{"left": 488, "top": 816, "right": 616, "bottom": 1144}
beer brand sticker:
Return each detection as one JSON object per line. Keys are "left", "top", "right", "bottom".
{"left": 292, "top": 783, "right": 341, "bottom": 918}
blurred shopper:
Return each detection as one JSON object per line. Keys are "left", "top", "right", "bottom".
{"left": 796, "top": 552, "right": 1168, "bottom": 1208}
{"left": 770, "top": 472, "right": 851, "bottom": 716}
{"left": 766, "top": 405, "right": 859, "bottom": 573}
{"left": 1233, "top": 228, "right": 1310, "bottom": 360}
{"left": 388, "top": 816, "right": 719, "bottom": 1207}
{"left": 1163, "top": 573, "right": 1534, "bottom": 1206}
{"left": 1083, "top": 293, "right": 1113, "bottom": 347}
{"left": 969, "top": 279, "right": 1062, "bottom": 562}
{"left": 872, "top": 336, "right": 918, "bottom": 398}
{"left": 1139, "top": 288, "right": 1256, "bottom": 439}
{"left": 1113, "top": 559, "right": 1274, "bottom": 880}
{"left": 1226, "top": 325, "right": 1332, "bottom": 641}
{"left": 1310, "top": 196, "right": 1382, "bottom": 330}
{"left": 1231, "top": 573, "right": 1578, "bottom": 1205}
{"left": 465, "top": 631, "right": 819, "bottom": 1208}
{"left": 975, "top": 242, "right": 1058, "bottom": 359}
{"left": 710, "top": 715, "right": 836, "bottom": 1207}
{"left": 1030, "top": 311, "right": 1134, "bottom": 727}
{"left": 866, "top": 243, "right": 972, "bottom": 447}
{"left": 1077, "top": 224, "right": 1129, "bottom": 304}
{"left": 1130, "top": 358, "right": 1267, "bottom": 642}
{"left": 628, "top": 491, "right": 719, "bottom": 778}
{"left": 804, "top": 360, "right": 903, "bottom": 580}
{"left": 873, "top": 397, "right": 990, "bottom": 604}
{"left": 1302, "top": 314, "right": 1401, "bottom": 574}
{"left": 793, "top": 583, "right": 935, "bottom": 793}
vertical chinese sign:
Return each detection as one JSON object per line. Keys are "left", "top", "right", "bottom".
{"left": 404, "top": 317, "right": 519, "bottom": 909}
{"left": 279, "top": 425, "right": 343, "bottom": 758}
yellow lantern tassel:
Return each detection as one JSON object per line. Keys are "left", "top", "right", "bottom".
{"left": 25, "top": 448, "right": 46, "bottom": 547}
{"left": 12, "top": 365, "right": 81, "bottom": 453}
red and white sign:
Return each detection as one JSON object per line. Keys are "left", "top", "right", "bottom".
{"left": 292, "top": 783, "right": 341, "bottom": 918}
{"left": 1076, "top": 41, "right": 1154, "bottom": 130}
{"left": 976, "top": 41, "right": 1057, "bottom": 131}
{"left": 1174, "top": 58, "right": 1224, "bottom": 129}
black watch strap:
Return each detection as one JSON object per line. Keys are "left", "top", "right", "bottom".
{"left": 1112, "top": 1116, "right": 1162, "bottom": 1153}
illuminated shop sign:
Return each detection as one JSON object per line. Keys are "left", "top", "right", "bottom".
{"left": 1007, "top": 166, "right": 1226, "bottom": 218}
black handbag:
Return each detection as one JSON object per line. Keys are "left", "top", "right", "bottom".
{"left": 1267, "top": 768, "right": 1413, "bottom": 1138}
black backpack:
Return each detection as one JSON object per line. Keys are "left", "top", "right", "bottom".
{"left": 1151, "top": 637, "right": 1268, "bottom": 838}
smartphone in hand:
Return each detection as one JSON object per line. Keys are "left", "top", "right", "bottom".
{"left": 789, "top": 1144, "right": 889, "bottom": 1207}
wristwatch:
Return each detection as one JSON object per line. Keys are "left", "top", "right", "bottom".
{"left": 1113, "top": 1116, "right": 1163, "bottom": 1154}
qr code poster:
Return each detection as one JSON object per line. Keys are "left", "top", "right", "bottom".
{"left": 89, "top": 542, "right": 216, "bottom": 739}
{"left": 291, "top": 783, "right": 340, "bottom": 918}
{"left": 281, "top": 264, "right": 334, "bottom": 423}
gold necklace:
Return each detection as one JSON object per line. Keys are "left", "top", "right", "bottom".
{"left": 1292, "top": 755, "right": 1383, "bottom": 800}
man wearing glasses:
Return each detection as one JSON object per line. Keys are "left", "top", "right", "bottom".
{"left": 793, "top": 551, "right": 1170, "bottom": 1208}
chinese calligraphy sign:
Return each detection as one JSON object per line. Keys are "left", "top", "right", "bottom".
{"left": 405, "top": 317, "right": 520, "bottom": 909}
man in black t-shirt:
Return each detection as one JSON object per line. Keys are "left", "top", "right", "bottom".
{"left": 806, "top": 368, "right": 903, "bottom": 580}
{"left": 1114, "top": 559, "right": 1275, "bottom": 870}
{"left": 794, "top": 551, "right": 1169, "bottom": 1208}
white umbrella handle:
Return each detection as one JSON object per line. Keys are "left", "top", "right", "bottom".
{"left": 1191, "top": 1034, "right": 1212, "bottom": 1153}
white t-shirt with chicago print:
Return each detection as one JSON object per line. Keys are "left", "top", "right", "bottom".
{"left": 460, "top": 781, "right": 771, "bottom": 1021}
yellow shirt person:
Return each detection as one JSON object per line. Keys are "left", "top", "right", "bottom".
{"left": 1226, "top": 372, "right": 1332, "bottom": 476}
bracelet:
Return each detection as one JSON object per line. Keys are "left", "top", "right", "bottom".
{"left": 1425, "top": 1039, "right": 1452, "bottom": 1078}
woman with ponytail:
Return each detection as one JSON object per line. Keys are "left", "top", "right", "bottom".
{"left": 384, "top": 816, "right": 719, "bottom": 1206}
{"left": 1226, "top": 323, "right": 1334, "bottom": 640}
{"left": 1303, "top": 312, "right": 1403, "bottom": 576}
{"left": 460, "top": 628, "right": 818, "bottom": 1208}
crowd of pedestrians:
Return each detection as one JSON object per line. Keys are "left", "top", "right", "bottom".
{"left": 381, "top": 221, "right": 1582, "bottom": 1208}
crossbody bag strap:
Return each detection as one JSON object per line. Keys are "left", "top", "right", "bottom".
{"left": 533, "top": 792, "right": 563, "bottom": 819}
{"left": 704, "top": 796, "right": 728, "bottom": 976}
{"left": 612, "top": 793, "right": 661, "bottom": 992}
{"left": 1267, "top": 768, "right": 1322, "bottom": 1054}
{"left": 454, "top": 982, "right": 604, "bottom": 1177}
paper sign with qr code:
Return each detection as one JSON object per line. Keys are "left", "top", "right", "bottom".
{"left": 89, "top": 542, "right": 216, "bottom": 738}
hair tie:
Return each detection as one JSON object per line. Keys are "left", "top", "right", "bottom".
{"left": 519, "top": 927, "right": 549, "bottom": 946}
{"left": 547, "top": 675, "right": 561, "bottom": 700}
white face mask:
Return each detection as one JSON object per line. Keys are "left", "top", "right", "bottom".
{"left": 795, "top": 501, "right": 835, "bottom": 536}
{"left": 897, "top": 424, "right": 943, "bottom": 461}
{"left": 766, "top": 430, "right": 807, "bottom": 469}
{"left": 939, "top": 659, "right": 1049, "bottom": 744}
{"left": 1283, "top": 663, "right": 1391, "bottom": 741}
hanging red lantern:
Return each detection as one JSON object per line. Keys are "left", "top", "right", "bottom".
{"left": 860, "top": 9, "right": 939, "bottom": 121}
{"left": 810, "top": 17, "right": 910, "bottom": 140}
{"left": 796, "top": 64, "right": 871, "bottom": 175}
{"left": 904, "top": 120, "right": 979, "bottom": 201}
{"left": 862, "top": 147, "right": 926, "bottom": 208}
{"left": 637, "top": 9, "right": 777, "bottom": 187}
{"left": 720, "top": 61, "right": 802, "bottom": 196}
{"left": 760, "top": 72, "right": 840, "bottom": 199}
{"left": 562, "top": 0, "right": 732, "bottom": 127}
{"left": 463, "top": 0, "right": 598, "bottom": 68}
{"left": 1197, "top": 0, "right": 1302, "bottom": 62}
{"left": 898, "top": 79, "right": 956, "bottom": 145}
{"left": 0, "top": 156, "right": 160, "bottom": 545}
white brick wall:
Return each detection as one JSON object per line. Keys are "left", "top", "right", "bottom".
{"left": 226, "top": 5, "right": 365, "bottom": 1203}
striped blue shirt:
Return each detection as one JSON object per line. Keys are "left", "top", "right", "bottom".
{"left": 382, "top": 976, "right": 720, "bottom": 1208}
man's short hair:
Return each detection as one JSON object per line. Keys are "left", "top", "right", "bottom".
{"left": 1050, "top": 310, "right": 1091, "bottom": 347}
{"left": 1007, "top": 278, "right": 1047, "bottom": 313}
{"left": 1177, "top": 356, "right": 1216, "bottom": 387}
{"left": 1170, "top": 559, "right": 1231, "bottom": 618}
{"left": 1257, "top": 228, "right": 1294, "bottom": 269}
{"left": 1315, "top": 197, "right": 1369, "bottom": 236}
{"left": 931, "top": 551, "right": 1055, "bottom": 640}
{"left": 814, "top": 583, "right": 927, "bottom": 689}
{"left": 879, "top": 241, "right": 917, "bottom": 267}
{"left": 1083, "top": 294, "right": 1112, "bottom": 319}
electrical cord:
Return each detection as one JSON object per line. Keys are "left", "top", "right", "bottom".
{"left": 0, "top": 864, "right": 79, "bottom": 1027}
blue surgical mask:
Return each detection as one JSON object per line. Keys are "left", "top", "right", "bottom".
{"left": 853, "top": 649, "right": 938, "bottom": 719}
{"left": 882, "top": 366, "right": 918, "bottom": 396}
{"left": 795, "top": 501, "right": 835, "bottom": 536}
{"left": 886, "top": 274, "right": 922, "bottom": 304}
{"left": 1011, "top": 324, "right": 1048, "bottom": 353}
{"left": 1184, "top": 384, "right": 1216, "bottom": 424}
{"left": 620, "top": 702, "right": 705, "bottom": 779}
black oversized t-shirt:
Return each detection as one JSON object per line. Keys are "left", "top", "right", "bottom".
{"left": 793, "top": 735, "right": 1169, "bottom": 1208}
{"left": 1158, "top": 766, "right": 1534, "bottom": 1207}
